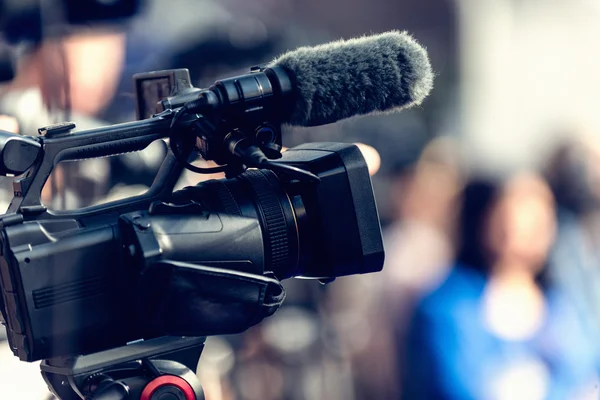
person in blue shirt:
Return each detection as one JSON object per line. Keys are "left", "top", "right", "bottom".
{"left": 402, "top": 173, "right": 600, "bottom": 400}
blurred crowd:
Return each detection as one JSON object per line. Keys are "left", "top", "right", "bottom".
{"left": 2, "top": 0, "right": 600, "bottom": 399}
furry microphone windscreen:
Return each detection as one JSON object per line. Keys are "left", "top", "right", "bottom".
{"left": 269, "top": 31, "right": 434, "bottom": 127}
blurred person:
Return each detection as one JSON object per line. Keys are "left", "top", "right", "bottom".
{"left": 383, "top": 136, "right": 463, "bottom": 303}
{"left": 1, "top": 28, "right": 126, "bottom": 127}
{"left": 0, "top": 29, "right": 128, "bottom": 210}
{"left": 383, "top": 136, "right": 463, "bottom": 397}
{"left": 544, "top": 135, "right": 600, "bottom": 339}
{"left": 402, "top": 173, "right": 600, "bottom": 400}
{"left": 318, "top": 137, "right": 463, "bottom": 400}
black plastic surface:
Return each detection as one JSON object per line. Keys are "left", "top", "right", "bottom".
{"left": 275, "top": 143, "right": 385, "bottom": 277}
{"left": 0, "top": 222, "right": 130, "bottom": 360}
{"left": 0, "top": 131, "right": 41, "bottom": 175}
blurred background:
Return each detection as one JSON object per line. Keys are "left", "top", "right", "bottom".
{"left": 2, "top": 0, "right": 600, "bottom": 399}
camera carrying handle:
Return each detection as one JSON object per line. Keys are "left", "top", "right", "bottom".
{"left": 0, "top": 115, "right": 183, "bottom": 222}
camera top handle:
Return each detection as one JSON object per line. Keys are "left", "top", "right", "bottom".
{"left": 0, "top": 115, "right": 182, "bottom": 224}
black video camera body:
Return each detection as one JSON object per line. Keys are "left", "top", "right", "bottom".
{"left": 0, "top": 68, "right": 385, "bottom": 365}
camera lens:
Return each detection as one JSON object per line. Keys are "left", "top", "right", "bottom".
{"left": 188, "top": 169, "right": 302, "bottom": 280}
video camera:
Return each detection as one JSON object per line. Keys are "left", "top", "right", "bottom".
{"left": 0, "top": 66, "right": 384, "bottom": 399}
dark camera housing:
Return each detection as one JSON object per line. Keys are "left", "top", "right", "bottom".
{"left": 0, "top": 142, "right": 383, "bottom": 362}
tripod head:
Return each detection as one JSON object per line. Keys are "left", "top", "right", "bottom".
{"left": 41, "top": 336, "right": 205, "bottom": 400}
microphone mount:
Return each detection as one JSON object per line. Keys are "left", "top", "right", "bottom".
{"left": 157, "top": 66, "right": 318, "bottom": 183}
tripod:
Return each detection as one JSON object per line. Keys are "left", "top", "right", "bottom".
{"left": 40, "top": 336, "right": 206, "bottom": 400}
